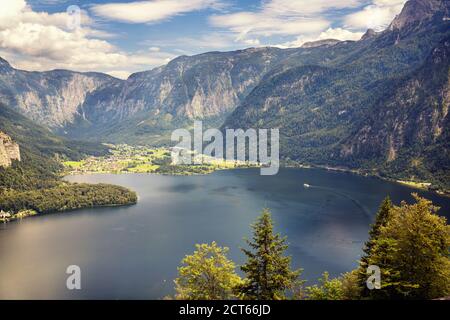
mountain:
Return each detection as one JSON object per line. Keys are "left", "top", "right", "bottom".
{"left": 0, "top": 66, "right": 122, "bottom": 129}
{"left": 64, "top": 47, "right": 296, "bottom": 143}
{"left": 361, "top": 29, "right": 378, "bottom": 41}
{"left": 0, "top": 0, "right": 448, "bottom": 188}
{"left": 0, "top": 48, "right": 295, "bottom": 144}
{"left": 0, "top": 101, "right": 110, "bottom": 188}
{"left": 389, "top": 0, "right": 449, "bottom": 30}
{"left": 341, "top": 37, "right": 449, "bottom": 187}
{"left": 0, "top": 102, "right": 109, "bottom": 161}
{"left": 0, "top": 102, "right": 137, "bottom": 214}
{"left": 223, "top": 0, "right": 450, "bottom": 189}
{"left": 1, "top": 1, "right": 445, "bottom": 146}
{"left": 0, "top": 57, "right": 12, "bottom": 73}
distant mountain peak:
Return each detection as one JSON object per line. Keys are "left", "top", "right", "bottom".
{"left": 0, "top": 57, "right": 13, "bottom": 72}
{"left": 361, "top": 29, "right": 378, "bottom": 41}
{"left": 301, "top": 39, "right": 341, "bottom": 49}
{"left": 389, "top": 0, "right": 450, "bottom": 30}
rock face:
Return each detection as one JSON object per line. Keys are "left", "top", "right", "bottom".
{"left": 0, "top": 68, "right": 122, "bottom": 129}
{"left": 81, "top": 47, "right": 291, "bottom": 123}
{"left": 0, "top": 48, "right": 292, "bottom": 142}
{"left": 0, "top": 131, "right": 20, "bottom": 167}
{"left": 389, "top": 0, "right": 449, "bottom": 30}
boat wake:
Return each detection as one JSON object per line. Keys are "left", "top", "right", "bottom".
{"left": 304, "top": 184, "right": 372, "bottom": 219}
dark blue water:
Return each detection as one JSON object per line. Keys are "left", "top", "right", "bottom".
{"left": 0, "top": 168, "right": 448, "bottom": 299}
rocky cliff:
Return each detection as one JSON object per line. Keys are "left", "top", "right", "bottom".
{"left": 0, "top": 131, "right": 20, "bottom": 167}
{"left": 389, "top": 0, "right": 449, "bottom": 30}
{"left": 0, "top": 47, "right": 293, "bottom": 143}
{"left": 0, "top": 68, "right": 122, "bottom": 129}
{"left": 77, "top": 47, "right": 291, "bottom": 124}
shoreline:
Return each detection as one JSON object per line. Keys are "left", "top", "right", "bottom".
{"left": 65, "top": 162, "right": 449, "bottom": 198}
{"left": 63, "top": 144, "right": 449, "bottom": 196}
{"left": 4, "top": 165, "right": 448, "bottom": 225}
{"left": 284, "top": 162, "right": 449, "bottom": 197}
{"left": 0, "top": 202, "right": 137, "bottom": 224}
{"left": 0, "top": 210, "right": 37, "bottom": 223}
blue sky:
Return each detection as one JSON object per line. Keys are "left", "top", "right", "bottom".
{"left": 0, "top": 0, "right": 407, "bottom": 78}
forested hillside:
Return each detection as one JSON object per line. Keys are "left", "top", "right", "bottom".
{"left": 0, "top": 104, "right": 137, "bottom": 217}
{"left": 223, "top": 0, "right": 450, "bottom": 190}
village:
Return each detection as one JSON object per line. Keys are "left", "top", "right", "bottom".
{"left": 63, "top": 144, "right": 256, "bottom": 176}
{"left": 0, "top": 209, "right": 37, "bottom": 223}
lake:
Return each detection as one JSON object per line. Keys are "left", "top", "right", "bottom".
{"left": 0, "top": 168, "right": 449, "bottom": 299}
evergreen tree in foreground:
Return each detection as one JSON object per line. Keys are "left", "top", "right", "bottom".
{"left": 174, "top": 242, "right": 242, "bottom": 300}
{"left": 306, "top": 272, "right": 343, "bottom": 300}
{"left": 367, "top": 194, "right": 450, "bottom": 299}
{"left": 237, "top": 208, "right": 301, "bottom": 300}
{"left": 358, "top": 196, "right": 393, "bottom": 296}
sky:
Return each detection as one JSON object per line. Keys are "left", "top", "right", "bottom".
{"left": 0, "top": 0, "right": 407, "bottom": 79}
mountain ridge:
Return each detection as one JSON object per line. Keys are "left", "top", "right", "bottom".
{"left": 222, "top": 1, "right": 450, "bottom": 189}
{"left": 0, "top": 0, "right": 448, "bottom": 189}
{"left": 389, "top": 0, "right": 449, "bottom": 30}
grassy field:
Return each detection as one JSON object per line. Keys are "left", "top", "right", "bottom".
{"left": 63, "top": 144, "right": 257, "bottom": 176}
{"left": 395, "top": 180, "right": 432, "bottom": 190}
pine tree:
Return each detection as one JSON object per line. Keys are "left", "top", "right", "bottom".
{"left": 237, "top": 208, "right": 301, "bottom": 300}
{"left": 358, "top": 196, "right": 392, "bottom": 296}
{"left": 368, "top": 194, "right": 450, "bottom": 299}
{"left": 340, "top": 270, "right": 362, "bottom": 300}
{"left": 363, "top": 197, "right": 393, "bottom": 262}
{"left": 306, "top": 272, "right": 344, "bottom": 300}
{"left": 174, "top": 242, "right": 243, "bottom": 300}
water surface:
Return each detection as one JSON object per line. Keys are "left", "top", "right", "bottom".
{"left": 0, "top": 168, "right": 448, "bottom": 299}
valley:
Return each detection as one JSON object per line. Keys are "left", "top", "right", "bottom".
{"left": 0, "top": 0, "right": 449, "bottom": 302}
{"left": 0, "top": 104, "right": 137, "bottom": 221}
{"left": 0, "top": 0, "right": 448, "bottom": 191}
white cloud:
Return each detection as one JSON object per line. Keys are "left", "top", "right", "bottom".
{"left": 0, "top": 0, "right": 93, "bottom": 30}
{"left": 91, "top": 0, "right": 223, "bottom": 24}
{"left": 344, "top": 0, "right": 407, "bottom": 31}
{"left": 107, "top": 70, "right": 136, "bottom": 79}
{"left": 276, "top": 28, "right": 364, "bottom": 48}
{"left": 209, "top": 0, "right": 364, "bottom": 45}
{"left": 262, "top": 0, "right": 362, "bottom": 15}
{"left": 143, "top": 32, "right": 241, "bottom": 54}
{"left": 31, "top": 0, "right": 69, "bottom": 4}
{"left": 0, "top": 0, "right": 410, "bottom": 77}
{"left": 211, "top": 13, "right": 330, "bottom": 37}
{"left": 271, "top": 0, "right": 405, "bottom": 48}
{"left": 0, "top": 0, "right": 175, "bottom": 78}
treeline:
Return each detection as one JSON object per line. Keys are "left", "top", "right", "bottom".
{"left": 0, "top": 104, "right": 110, "bottom": 163}
{"left": 0, "top": 183, "right": 137, "bottom": 214}
{"left": 0, "top": 155, "right": 137, "bottom": 216}
{"left": 171, "top": 195, "right": 449, "bottom": 300}
{"left": 0, "top": 103, "right": 137, "bottom": 216}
